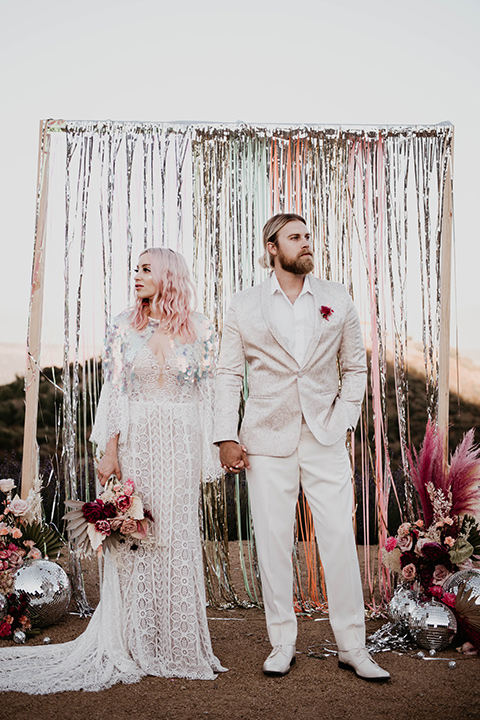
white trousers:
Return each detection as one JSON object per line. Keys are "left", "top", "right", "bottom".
{"left": 246, "top": 423, "right": 366, "bottom": 652}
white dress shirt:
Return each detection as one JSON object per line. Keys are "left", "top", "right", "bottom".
{"left": 270, "top": 272, "right": 315, "bottom": 365}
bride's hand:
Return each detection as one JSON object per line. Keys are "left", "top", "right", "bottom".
{"left": 97, "top": 452, "right": 122, "bottom": 486}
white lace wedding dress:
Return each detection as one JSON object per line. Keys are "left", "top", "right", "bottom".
{"left": 0, "top": 311, "right": 226, "bottom": 694}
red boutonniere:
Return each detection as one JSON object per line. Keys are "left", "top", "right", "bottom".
{"left": 320, "top": 305, "right": 334, "bottom": 321}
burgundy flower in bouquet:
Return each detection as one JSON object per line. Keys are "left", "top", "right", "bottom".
{"left": 64, "top": 478, "right": 153, "bottom": 556}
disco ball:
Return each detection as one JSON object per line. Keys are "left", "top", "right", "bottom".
{"left": 408, "top": 599, "right": 457, "bottom": 651}
{"left": 444, "top": 569, "right": 480, "bottom": 604}
{"left": 0, "top": 593, "right": 6, "bottom": 620}
{"left": 14, "top": 560, "right": 71, "bottom": 627}
{"left": 387, "top": 586, "right": 418, "bottom": 628}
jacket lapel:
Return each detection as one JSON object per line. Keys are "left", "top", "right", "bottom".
{"left": 300, "top": 276, "right": 328, "bottom": 368}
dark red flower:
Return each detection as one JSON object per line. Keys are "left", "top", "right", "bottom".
{"left": 421, "top": 542, "right": 448, "bottom": 562}
{"left": 82, "top": 499, "right": 108, "bottom": 523}
{"left": 320, "top": 305, "right": 334, "bottom": 321}
{"left": 399, "top": 551, "right": 417, "bottom": 568}
{"left": 102, "top": 502, "right": 117, "bottom": 519}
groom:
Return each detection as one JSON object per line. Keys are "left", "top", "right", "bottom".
{"left": 214, "top": 213, "right": 390, "bottom": 681}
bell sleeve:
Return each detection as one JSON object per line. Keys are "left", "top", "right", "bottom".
{"left": 196, "top": 317, "right": 224, "bottom": 483}
{"left": 90, "top": 314, "right": 131, "bottom": 457}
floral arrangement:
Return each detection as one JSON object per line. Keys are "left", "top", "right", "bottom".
{"left": 0, "top": 592, "right": 31, "bottom": 639}
{"left": 382, "top": 423, "right": 480, "bottom": 595}
{"left": 0, "top": 478, "right": 62, "bottom": 596}
{"left": 64, "top": 478, "right": 153, "bottom": 556}
{"left": 383, "top": 423, "right": 480, "bottom": 647}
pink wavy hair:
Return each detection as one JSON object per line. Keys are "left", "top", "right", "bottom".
{"left": 131, "top": 248, "right": 197, "bottom": 341}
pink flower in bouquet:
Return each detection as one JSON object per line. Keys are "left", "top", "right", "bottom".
{"left": 23, "top": 540, "right": 35, "bottom": 549}
{"left": 415, "top": 519, "right": 424, "bottom": 528}
{"left": 26, "top": 547, "right": 42, "bottom": 560}
{"left": 402, "top": 563, "right": 417, "bottom": 581}
{"left": 94, "top": 520, "right": 111, "bottom": 536}
{"left": 0, "top": 523, "right": 8, "bottom": 536}
{"left": 432, "top": 564, "right": 452, "bottom": 586}
{"left": 442, "top": 593, "right": 456, "bottom": 608}
{"left": 414, "top": 537, "right": 429, "bottom": 556}
{"left": 385, "top": 537, "right": 398, "bottom": 552}
{"left": 398, "top": 535, "right": 413, "bottom": 552}
{"left": 123, "top": 479, "right": 135, "bottom": 496}
{"left": 444, "top": 517, "right": 454, "bottom": 526}
{"left": 120, "top": 518, "right": 138, "bottom": 535}
{"left": 0, "top": 550, "right": 9, "bottom": 560}
{"left": 429, "top": 585, "right": 443, "bottom": 599}
{"left": 11, "top": 527, "right": 22, "bottom": 539}
{"left": 8, "top": 551, "right": 23, "bottom": 567}
{"left": 444, "top": 536, "right": 455, "bottom": 548}
{"left": 116, "top": 494, "right": 133, "bottom": 512}
{"left": 8, "top": 497, "right": 28, "bottom": 516}
{"left": 397, "top": 522, "right": 411, "bottom": 538}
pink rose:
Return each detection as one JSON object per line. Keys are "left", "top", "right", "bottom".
{"left": 444, "top": 536, "right": 455, "bottom": 548}
{"left": 11, "top": 527, "right": 22, "bottom": 539}
{"left": 385, "top": 537, "right": 398, "bottom": 552}
{"left": 0, "top": 524, "right": 8, "bottom": 537}
{"left": 414, "top": 537, "right": 429, "bottom": 556}
{"left": 8, "top": 497, "right": 28, "bottom": 516}
{"left": 429, "top": 585, "right": 443, "bottom": 599}
{"left": 94, "top": 520, "right": 111, "bottom": 536}
{"left": 398, "top": 535, "right": 413, "bottom": 552}
{"left": 8, "top": 551, "right": 23, "bottom": 567}
{"left": 116, "top": 495, "right": 132, "bottom": 512}
{"left": 397, "top": 523, "right": 411, "bottom": 538}
{"left": 432, "top": 564, "right": 452, "bottom": 586}
{"left": 120, "top": 519, "right": 137, "bottom": 535}
{"left": 402, "top": 563, "right": 417, "bottom": 581}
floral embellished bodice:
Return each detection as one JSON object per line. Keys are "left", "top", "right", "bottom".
{"left": 91, "top": 310, "right": 221, "bottom": 482}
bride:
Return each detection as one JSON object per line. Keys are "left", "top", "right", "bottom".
{"left": 0, "top": 247, "right": 226, "bottom": 693}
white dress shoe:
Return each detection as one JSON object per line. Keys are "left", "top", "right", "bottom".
{"left": 263, "top": 645, "right": 296, "bottom": 676}
{"left": 338, "top": 648, "right": 390, "bottom": 681}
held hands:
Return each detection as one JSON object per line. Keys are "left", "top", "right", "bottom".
{"left": 97, "top": 451, "right": 122, "bottom": 486}
{"left": 219, "top": 441, "right": 250, "bottom": 474}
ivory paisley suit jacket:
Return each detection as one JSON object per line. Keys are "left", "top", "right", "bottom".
{"left": 213, "top": 274, "right": 367, "bottom": 457}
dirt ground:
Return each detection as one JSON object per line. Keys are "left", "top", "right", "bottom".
{"left": 1, "top": 546, "right": 479, "bottom": 720}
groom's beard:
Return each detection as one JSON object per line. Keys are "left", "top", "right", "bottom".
{"left": 278, "top": 249, "right": 314, "bottom": 275}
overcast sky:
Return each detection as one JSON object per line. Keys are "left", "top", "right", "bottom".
{"left": 1, "top": 0, "right": 479, "bottom": 361}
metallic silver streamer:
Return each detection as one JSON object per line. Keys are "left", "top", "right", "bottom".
{"left": 35, "top": 121, "right": 453, "bottom": 613}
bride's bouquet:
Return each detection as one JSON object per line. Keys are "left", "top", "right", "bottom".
{"left": 64, "top": 478, "right": 153, "bottom": 556}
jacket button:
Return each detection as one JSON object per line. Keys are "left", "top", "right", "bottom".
{"left": 297, "top": 370, "right": 303, "bottom": 378}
